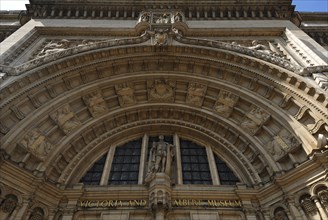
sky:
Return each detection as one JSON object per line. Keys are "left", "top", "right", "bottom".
{"left": 0, "top": 0, "right": 327, "bottom": 12}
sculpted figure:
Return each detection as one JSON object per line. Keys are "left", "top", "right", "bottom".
{"left": 83, "top": 91, "right": 108, "bottom": 117}
{"left": 140, "top": 12, "right": 150, "bottom": 22}
{"left": 116, "top": 86, "right": 136, "bottom": 106}
{"left": 20, "top": 128, "right": 53, "bottom": 160}
{"left": 186, "top": 83, "right": 206, "bottom": 106}
{"left": 173, "top": 12, "right": 183, "bottom": 22}
{"left": 248, "top": 40, "right": 272, "bottom": 54}
{"left": 145, "top": 136, "right": 175, "bottom": 183}
{"left": 241, "top": 107, "right": 269, "bottom": 135}
{"left": 38, "top": 39, "right": 70, "bottom": 57}
{"left": 269, "top": 136, "right": 285, "bottom": 159}
{"left": 51, "top": 105, "right": 81, "bottom": 134}
{"left": 215, "top": 90, "right": 239, "bottom": 117}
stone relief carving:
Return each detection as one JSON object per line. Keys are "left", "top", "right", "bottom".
{"left": 152, "top": 29, "right": 169, "bottom": 46}
{"left": 269, "top": 134, "right": 299, "bottom": 160}
{"left": 148, "top": 80, "right": 175, "bottom": 102}
{"left": 115, "top": 84, "right": 136, "bottom": 107}
{"left": 154, "top": 13, "right": 170, "bottom": 24}
{"left": 82, "top": 91, "right": 108, "bottom": 117}
{"left": 241, "top": 107, "right": 270, "bottom": 135}
{"left": 37, "top": 39, "right": 70, "bottom": 57}
{"left": 186, "top": 83, "right": 206, "bottom": 106}
{"left": 139, "top": 12, "right": 151, "bottom": 23}
{"left": 50, "top": 104, "right": 81, "bottom": 134}
{"left": 248, "top": 40, "right": 273, "bottom": 55}
{"left": 20, "top": 128, "right": 53, "bottom": 160}
{"left": 145, "top": 135, "right": 175, "bottom": 183}
{"left": 214, "top": 90, "right": 239, "bottom": 117}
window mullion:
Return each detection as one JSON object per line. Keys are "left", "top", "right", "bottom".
{"left": 100, "top": 146, "right": 116, "bottom": 185}
{"left": 206, "top": 146, "right": 220, "bottom": 185}
{"left": 138, "top": 133, "right": 149, "bottom": 184}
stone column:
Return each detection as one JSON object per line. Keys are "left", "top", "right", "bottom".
{"left": 312, "top": 195, "right": 328, "bottom": 220}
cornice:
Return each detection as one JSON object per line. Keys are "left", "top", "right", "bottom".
{"left": 25, "top": 0, "right": 295, "bottom": 20}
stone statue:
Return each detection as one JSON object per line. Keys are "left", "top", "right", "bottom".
{"left": 145, "top": 136, "right": 175, "bottom": 183}
{"left": 38, "top": 39, "right": 70, "bottom": 57}
{"left": 248, "top": 40, "right": 272, "bottom": 54}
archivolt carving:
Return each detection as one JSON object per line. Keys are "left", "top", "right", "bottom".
{"left": 115, "top": 83, "right": 136, "bottom": 107}
{"left": 214, "top": 90, "right": 239, "bottom": 117}
{"left": 19, "top": 128, "right": 53, "bottom": 161}
{"left": 186, "top": 83, "right": 206, "bottom": 107}
{"left": 50, "top": 104, "right": 81, "bottom": 134}
{"left": 82, "top": 90, "right": 108, "bottom": 117}
{"left": 241, "top": 106, "right": 270, "bottom": 135}
{"left": 148, "top": 79, "right": 175, "bottom": 102}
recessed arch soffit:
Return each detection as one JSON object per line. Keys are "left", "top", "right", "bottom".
{"left": 0, "top": 43, "right": 327, "bottom": 186}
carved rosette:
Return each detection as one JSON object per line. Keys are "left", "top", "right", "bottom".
{"left": 115, "top": 83, "right": 136, "bottom": 107}
{"left": 148, "top": 80, "right": 176, "bottom": 102}
{"left": 50, "top": 104, "right": 81, "bottom": 134}
{"left": 19, "top": 128, "right": 53, "bottom": 161}
{"left": 214, "top": 90, "right": 239, "bottom": 117}
{"left": 82, "top": 91, "right": 108, "bottom": 117}
{"left": 241, "top": 106, "right": 270, "bottom": 135}
{"left": 186, "top": 83, "right": 206, "bottom": 107}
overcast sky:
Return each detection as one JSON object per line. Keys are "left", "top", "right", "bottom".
{"left": 0, "top": 0, "right": 327, "bottom": 12}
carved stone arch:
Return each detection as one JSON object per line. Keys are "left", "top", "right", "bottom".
{"left": 27, "top": 205, "right": 48, "bottom": 220}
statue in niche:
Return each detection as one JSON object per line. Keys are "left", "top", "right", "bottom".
{"left": 274, "top": 209, "right": 289, "bottom": 220}
{"left": 51, "top": 104, "right": 81, "bottom": 134}
{"left": 20, "top": 128, "right": 53, "bottom": 160}
{"left": 115, "top": 85, "right": 136, "bottom": 106}
{"left": 38, "top": 39, "right": 70, "bottom": 57}
{"left": 1, "top": 195, "right": 18, "bottom": 214}
{"left": 214, "top": 90, "right": 239, "bottom": 117}
{"left": 83, "top": 91, "right": 108, "bottom": 117}
{"left": 145, "top": 135, "right": 175, "bottom": 183}
{"left": 149, "top": 80, "right": 175, "bottom": 101}
{"left": 186, "top": 83, "right": 206, "bottom": 106}
{"left": 248, "top": 40, "right": 272, "bottom": 54}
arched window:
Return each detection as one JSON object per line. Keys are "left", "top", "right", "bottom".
{"left": 214, "top": 154, "right": 240, "bottom": 185}
{"left": 80, "top": 154, "right": 107, "bottom": 185}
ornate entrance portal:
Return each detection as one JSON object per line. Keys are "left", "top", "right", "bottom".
{"left": 0, "top": 1, "right": 328, "bottom": 220}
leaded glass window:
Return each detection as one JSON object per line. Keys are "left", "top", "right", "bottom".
{"left": 180, "top": 140, "right": 212, "bottom": 184}
{"left": 214, "top": 154, "right": 240, "bottom": 185}
{"left": 80, "top": 154, "right": 107, "bottom": 185}
{"left": 108, "top": 139, "right": 142, "bottom": 185}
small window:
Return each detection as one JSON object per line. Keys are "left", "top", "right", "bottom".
{"left": 108, "top": 139, "right": 142, "bottom": 185}
{"left": 180, "top": 140, "right": 212, "bottom": 185}
{"left": 214, "top": 154, "right": 240, "bottom": 185}
{"left": 80, "top": 154, "right": 107, "bottom": 185}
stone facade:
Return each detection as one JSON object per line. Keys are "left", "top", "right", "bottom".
{"left": 0, "top": 1, "right": 327, "bottom": 220}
